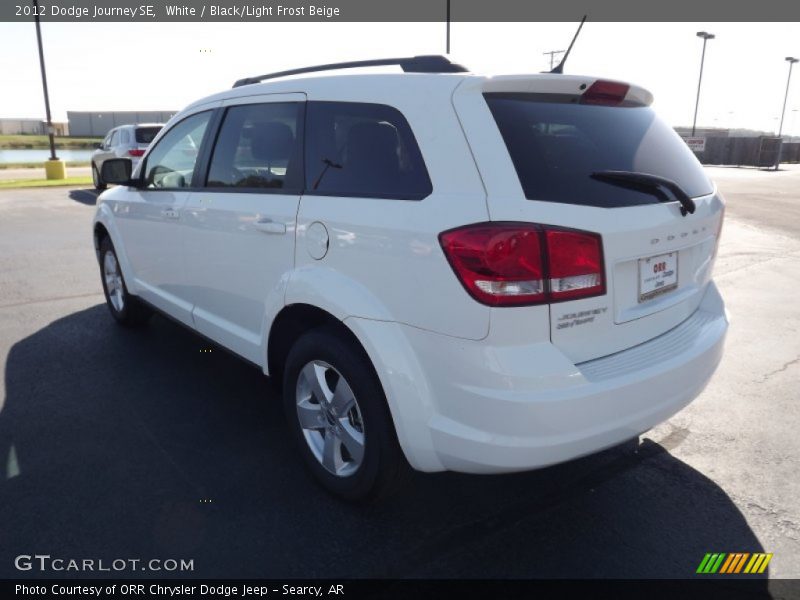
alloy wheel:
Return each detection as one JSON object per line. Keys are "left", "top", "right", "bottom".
{"left": 103, "top": 250, "right": 124, "bottom": 312}
{"left": 295, "top": 360, "right": 365, "bottom": 477}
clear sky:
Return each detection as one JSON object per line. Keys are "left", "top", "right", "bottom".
{"left": 0, "top": 21, "right": 798, "bottom": 134}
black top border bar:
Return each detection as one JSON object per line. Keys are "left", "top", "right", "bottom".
{"left": 2, "top": 0, "right": 800, "bottom": 22}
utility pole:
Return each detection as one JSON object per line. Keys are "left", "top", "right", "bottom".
{"left": 445, "top": 0, "right": 450, "bottom": 54}
{"left": 775, "top": 57, "right": 798, "bottom": 170}
{"left": 544, "top": 50, "right": 565, "bottom": 71}
{"left": 692, "top": 31, "right": 715, "bottom": 137}
{"left": 33, "top": 0, "right": 57, "bottom": 161}
{"left": 778, "top": 57, "right": 798, "bottom": 138}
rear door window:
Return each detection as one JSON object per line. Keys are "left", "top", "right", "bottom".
{"left": 304, "top": 101, "right": 432, "bottom": 200}
{"left": 484, "top": 92, "right": 714, "bottom": 207}
{"left": 135, "top": 126, "right": 162, "bottom": 144}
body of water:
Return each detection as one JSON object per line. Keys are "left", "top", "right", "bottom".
{"left": 0, "top": 149, "right": 93, "bottom": 164}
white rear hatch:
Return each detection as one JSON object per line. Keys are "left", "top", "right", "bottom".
{"left": 453, "top": 74, "right": 724, "bottom": 363}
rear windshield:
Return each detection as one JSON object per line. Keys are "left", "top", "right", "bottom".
{"left": 135, "top": 126, "right": 162, "bottom": 144}
{"left": 484, "top": 93, "right": 714, "bottom": 208}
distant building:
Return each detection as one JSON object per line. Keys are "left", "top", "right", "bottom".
{"left": 673, "top": 126, "right": 790, "bottom": 139}
{"left": 67, "top": 111, "right": 177, "bottom": 137}
{"left": 674, "top": 127, "right": 732, "bottom": 138}
{"left": 0, "top": 118, "right": 69, "bottom": 136}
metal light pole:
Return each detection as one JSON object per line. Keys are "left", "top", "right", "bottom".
{"left": 778, "top": 57, "right": 798, "bottom": 138}
{"left": 774, "top": 57, "right": 798, "bottom": 170}
{"left": 445, "top": 0, "right": 450, "bottom": 54}
{"left": 33, "top": 0, "right": 57, "bottom": 161}
{"left": 692, "top": 31, "right": 715, "bottom": 137}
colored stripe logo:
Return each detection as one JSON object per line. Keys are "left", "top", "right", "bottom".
{"left": 696, "top": 553, "right": 773, "bottom": 574}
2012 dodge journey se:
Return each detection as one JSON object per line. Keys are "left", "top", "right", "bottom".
{"left": 93, "top": 55, "right": 728, "bottom": 500}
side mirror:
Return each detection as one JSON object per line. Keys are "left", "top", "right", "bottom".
{"left": 101, "top": 158, "right": 133, "bottom": 185}
{"left": 94, "top": 142, "right": 103, "bottom": 149}
{"left": 159, "top": 171, "right": 186, "bottom": 188}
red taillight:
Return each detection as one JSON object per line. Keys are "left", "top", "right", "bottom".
{"left": 580, "top": 80, "right": 630, "bottom": 106}
{"left": 545, "top": 229, "right": 605, "bottom": 300}
{"left": 439, "top": 224, "right": 545, "bottom": 306}
{"left": 439, "top": 223, "right": 605, "bottom": 307}
{"left": 128, "top": 149, "right": 145, "bottom": 157}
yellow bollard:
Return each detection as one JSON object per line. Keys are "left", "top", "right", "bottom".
{"left": 44, "top": 159, "right": 66, "bottom": 180}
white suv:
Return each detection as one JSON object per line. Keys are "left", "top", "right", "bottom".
{"left": 93, "top": 56, "right": 728, "bottom": 500}
{"left": 91, "top": 123, "right": 164, "bottom": 191}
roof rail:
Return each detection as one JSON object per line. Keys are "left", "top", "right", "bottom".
{"left": 232, "top": 55, "right": 469, "bottom": 88}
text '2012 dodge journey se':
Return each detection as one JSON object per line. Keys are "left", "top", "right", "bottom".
{"left": 93, "top": 56, "right": 728, "bottom": 500}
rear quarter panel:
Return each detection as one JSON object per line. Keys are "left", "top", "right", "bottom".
{"left": 289, "top": 75, "right": 492, "bottom": 341}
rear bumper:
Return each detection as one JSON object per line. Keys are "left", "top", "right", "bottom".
{"left": 348, "top": 282, "right": 728, "bottom": 473}
{"left": 94, "top": 157, "right": 141, "bottom": 171}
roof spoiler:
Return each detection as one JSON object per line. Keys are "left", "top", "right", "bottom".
{"left": 233, "top": 55, "right": 469, "bottom": 88}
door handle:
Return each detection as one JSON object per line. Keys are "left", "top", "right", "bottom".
{"left": 161, "top": 208, "right": 180, "bottom": 220}
{"left": 254, "top": 218, "right": 286, "bottom": 235}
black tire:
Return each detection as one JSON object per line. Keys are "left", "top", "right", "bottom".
{"left": 282, "top": 326, "right": 410, "bottom": 501}
{"left": 98, "top": 236, "right": 151, "bottom": 327}
{"left": 92, "top": 163, "right": 107, "bottom": 191}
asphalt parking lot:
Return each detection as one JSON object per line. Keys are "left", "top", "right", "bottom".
{"left": 0, "top": 167, "right": 798, "bottom": 584}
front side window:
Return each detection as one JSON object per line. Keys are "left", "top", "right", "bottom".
{"left": 206, "top": 102, "right": 302, "bottom": 191}
{"left": 143, "top": 111, "right": 211, "bottom": 189}
{"left": 305, "top": 101, "right": 431, "bottom": 200}
{"left": 109, "top": 130, "right": 119, "bottom": 147}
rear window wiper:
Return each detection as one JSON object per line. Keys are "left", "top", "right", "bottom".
{"left": 590, "top": 170, "right": 697, "bottom": 216}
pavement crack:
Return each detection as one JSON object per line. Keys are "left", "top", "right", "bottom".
{"left": 756, "top": 355, "right": 800, "bottom": 383}
{"left": 716, "top": 248, "right": 800, "bottom": 279}
{"left": 0, "top": 291, "right": 103, "bottom": 310}
{"left": 738, "top": 499, "right": 800, "bottom": 542}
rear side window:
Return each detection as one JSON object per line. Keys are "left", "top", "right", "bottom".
{"left": 135, "top": 126, "right": 162, "bottom": 144}
{"left": 484, "top": 93, "right": 714, "bottom": 208}
{"left": 206, "top": 102, "right": 302, "bottom": 191}
{"left": 305, "top": 101, "right": 431, "bottom": 200}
